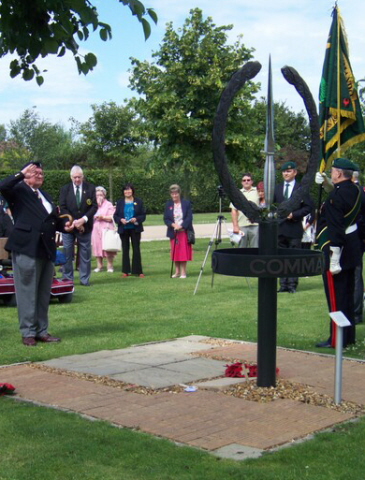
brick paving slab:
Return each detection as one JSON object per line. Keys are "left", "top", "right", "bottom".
{"left": 1, "top": 363, "right": 355, "bottom": 453}
{"left": 1, "top": 337, "right": 363, "bottom": 458}
{"left": 199, "top": 342, "right": 365, "bottom": 404}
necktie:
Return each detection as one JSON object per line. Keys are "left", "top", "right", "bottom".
{"left": 76, "top": 186, "right": 80, "bottom": 208}
{"left": 35, "top": 190, "right": 42, "bottom": 203}
{"left": 284, "top": 183, "right": 290, "bottom": 200}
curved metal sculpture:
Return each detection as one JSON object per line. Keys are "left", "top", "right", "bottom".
{"left": 211, "top": 61, "right": 322, "bottom": 388}
{"left": 212, "top": 63, "right": 320, "bottom": 219}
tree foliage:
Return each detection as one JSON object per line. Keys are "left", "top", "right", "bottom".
{"left": 250, "top": 98, "right": 311, "bottom": 171}
{"left": 0, "top": 0, "right": 157, "bottom": 84}
{"left": 78, "top": 101, "right": 144, "bottom": 199}
{"left": 129, "top": 8, "right": 259, "bottom": 179}
{"left": 4, "top": 108, "right": 84, "bottom": 170}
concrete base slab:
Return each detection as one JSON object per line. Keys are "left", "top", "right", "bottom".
{"left": 212, "top": 444, "right": 263, "bottom": 461}
{"left": 198, "top": 377, "right": 255, "bottom": 390}
{"left": 109, "top": 366, "right": 201, "bottom": 388}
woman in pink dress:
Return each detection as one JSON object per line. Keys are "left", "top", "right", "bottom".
{"left": 91, "top": 186, "right": 117, "bottom": 273}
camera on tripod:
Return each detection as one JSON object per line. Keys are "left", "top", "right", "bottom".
{"left": 216, "top": 185, "right": 225, "bottom": 198}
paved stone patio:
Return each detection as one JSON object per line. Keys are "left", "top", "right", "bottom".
{"left": 1, "top": 336, "right": 364, "bottom": 460}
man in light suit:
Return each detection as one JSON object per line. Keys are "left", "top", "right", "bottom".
{"left": 59, "top": 165, "right": 97, "bottom": 286}
{"left": 273, "top": 161, "right": 312, "bottom": 293}
{"left": 0, "top": 162, "right": 74, "bottom": 346}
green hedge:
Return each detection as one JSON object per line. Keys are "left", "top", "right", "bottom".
{"left": 0, "top": 167, "right": 318, "bottom": 214}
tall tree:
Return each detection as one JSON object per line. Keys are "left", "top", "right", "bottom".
{"left": 250, "top": 99, "right": 311, "bottom": 172}
{"left": 78, "top": 102, "right": 142, "bottom": 200}
{"left": 8, "top": 108, "right": 83, "bottom": 169}
{"left": 129, "top": 8, "right": 259, "bottom": 189}
{"left": 0, "top": 0, "right": 157, "bottom": 85}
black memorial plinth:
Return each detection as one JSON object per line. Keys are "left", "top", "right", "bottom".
{"left": 212, "top": 220, "right": 324, "bottom": 387}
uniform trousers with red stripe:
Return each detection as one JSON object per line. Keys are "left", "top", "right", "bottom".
{"left": 322, "top": 268, "right": 356, "bottom": 347}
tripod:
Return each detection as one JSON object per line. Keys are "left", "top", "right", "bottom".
{"left": 193, "top": 213, "right": 229, "bottom": 295}
{"left": 193, "top": 187, "right": 251, "bottom": 295}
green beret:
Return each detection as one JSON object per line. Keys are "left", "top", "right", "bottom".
{"left": 280, "top": 161, "right": 297, "bottom": 171}
{"left": 332, "top": 157, "right": 357, "bottom": 171}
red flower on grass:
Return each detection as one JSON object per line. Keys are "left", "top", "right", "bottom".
{"left": 0, "top": 383, "right": 15, "bottom": 396}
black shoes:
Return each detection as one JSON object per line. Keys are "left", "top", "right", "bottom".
{"left": 278, "top": 287, "right": 296, "bottom": 293}
{"left": 315, "top": 339, "right": 332, "bottom": 348}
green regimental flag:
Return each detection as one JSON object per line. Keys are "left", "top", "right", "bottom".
{"left": 319, "top": 6, "right": 365, "bottom": 173}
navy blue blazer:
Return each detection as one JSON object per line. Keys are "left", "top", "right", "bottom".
{"left": 0, "top": 172, "right": 69, "bottom": 262}
{"left": 114, "top": 197, "right": 146, "bottom": 234}
{"left": 59, "top": 181, "right": 97, "bottom": 234}
{"left": 163, "top": 199, "right": 193, "bottom": 240}
{"left": 273, "top": 181, "right": 312, "bottom": 239}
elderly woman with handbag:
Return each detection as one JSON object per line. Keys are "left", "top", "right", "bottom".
{"left": 114, "top": 183, "right": 146, "bottom": 278}
{"left": 163, "top": 184, "right": 193, "bottom": 279}
{"left": 91, "top": 186, "right": 117, "bottom": 273}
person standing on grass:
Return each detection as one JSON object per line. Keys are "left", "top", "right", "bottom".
{"left": 59, "top": 165, "right": 97, "bottom": 286}
{"left": 114, "top": 183, "right": 146, "bottom": 278}
{"left": 164, "top": 184, "right": 193, "bottom": 279}
{"left": 230, "top": 173, "right": 260, "bottom": 247}
{"left": 92, "top": 186, "right": 117, "bottom": 273}
{"left": 0, "top": 162, "right": 74, "bottom": 346}
{"left": 273, "top": 161, "right": 312, "bottom": 293}
{"left": 315, "top": 158, "right": 363, "bottom": 348}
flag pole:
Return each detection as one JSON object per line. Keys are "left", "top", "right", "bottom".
{"left": 336, "top": 5, "right": 341, "bottom": 158}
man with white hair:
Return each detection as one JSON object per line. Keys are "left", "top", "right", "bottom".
{"left": 59, "top": 165, "right": 97, "bottom": 286}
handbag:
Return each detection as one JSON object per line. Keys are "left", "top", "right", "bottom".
{"left": 102, "top": 221, "right": 121, "bottom": 252}
{"left": 187, "top": 228, "right": 195, "bottom": 245}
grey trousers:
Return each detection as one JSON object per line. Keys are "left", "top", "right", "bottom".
{"left": 239, "top": 225, "right": 259, "bottom": 248}
{"left": 62, "top": 231, "right": 92, "bottom": 286}
{"left": 12, "top": 252, "right": 54, "bottom": 338}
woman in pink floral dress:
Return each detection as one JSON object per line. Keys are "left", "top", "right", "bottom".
{"left": 91, "top": 186, "right": 117, "bottom": 273}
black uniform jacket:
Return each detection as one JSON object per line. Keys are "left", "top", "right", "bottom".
{"left": 0, "top": 172, "right": 68, "bottom": 262}
{"left": 113, "top": 197, "right": 146, "bottom": 234}
{"left": 59, "top": 181, "right": 97, "bottom": 234}
{"left": 316, "top": 179, "right": 363, "bottom": 270}
{"left": 273, "top": 181, "right": 313, "bottom": 239}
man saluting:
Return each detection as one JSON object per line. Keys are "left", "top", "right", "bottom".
{"left": 0, "top": 162, "right": 74, "bottom": 346}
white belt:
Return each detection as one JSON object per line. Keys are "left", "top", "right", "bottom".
{"left": 345, "top": 224, "right": 357, "bottom": 234}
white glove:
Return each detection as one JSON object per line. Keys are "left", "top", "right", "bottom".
{"left": 315, "top": 171, "right": 334, "bottom": 192}
{"left": 329, "top": 246, "right": 342, "bottom": 275}
{"left": 315, "top": 172, "right": 325, "bottom": 184}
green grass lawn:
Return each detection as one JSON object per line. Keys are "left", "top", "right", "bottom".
{"left": 144, "top": 212, "right": 224, "bottom": 226}
{"left": 0, "top": 238, "right": 364, "bottom": 479}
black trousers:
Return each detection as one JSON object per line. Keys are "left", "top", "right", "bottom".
{"left": 322, "top": 268, "right": 356, "bottom": 347}
{"left": 353, "top": 261, "right": 363, "bottom": 323}
{"left": 278, "top": 236, "right": 301, "bottom": 289}
{"left": 120, "top": 230, "right": 142, "bottom": 274}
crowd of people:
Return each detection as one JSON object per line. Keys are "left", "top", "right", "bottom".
{"left": 0, "top": 160, "right": 363, "bottom": 350}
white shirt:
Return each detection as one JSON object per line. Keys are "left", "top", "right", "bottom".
{"left": 73, "top": 183, "right": 88, "bottom": 223}
{"left": 33, "top": 188, "right": 52, "bottom": 214}
{"left": 283, "top": 180, "right": 295, "bottom": 199}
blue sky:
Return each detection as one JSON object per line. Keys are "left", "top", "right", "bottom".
{"left": 0, "top": 0, "right": 364, "bottom": 130}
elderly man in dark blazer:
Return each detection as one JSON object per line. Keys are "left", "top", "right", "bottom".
{"left": 59, "top": 165, "right": 97, "bottom": 286}
{"left": 273, "top": 161, "right": 313, "bottom": 293}
{"left": 0, "top": 162, "right": 74, "bottom": 346}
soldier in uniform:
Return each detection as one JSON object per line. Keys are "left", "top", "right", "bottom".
{"left": 315, "top": 157, "right": 363, "bottom": 348}
{"left": 273, "top": 161, "right": 313, "bottom": 293}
